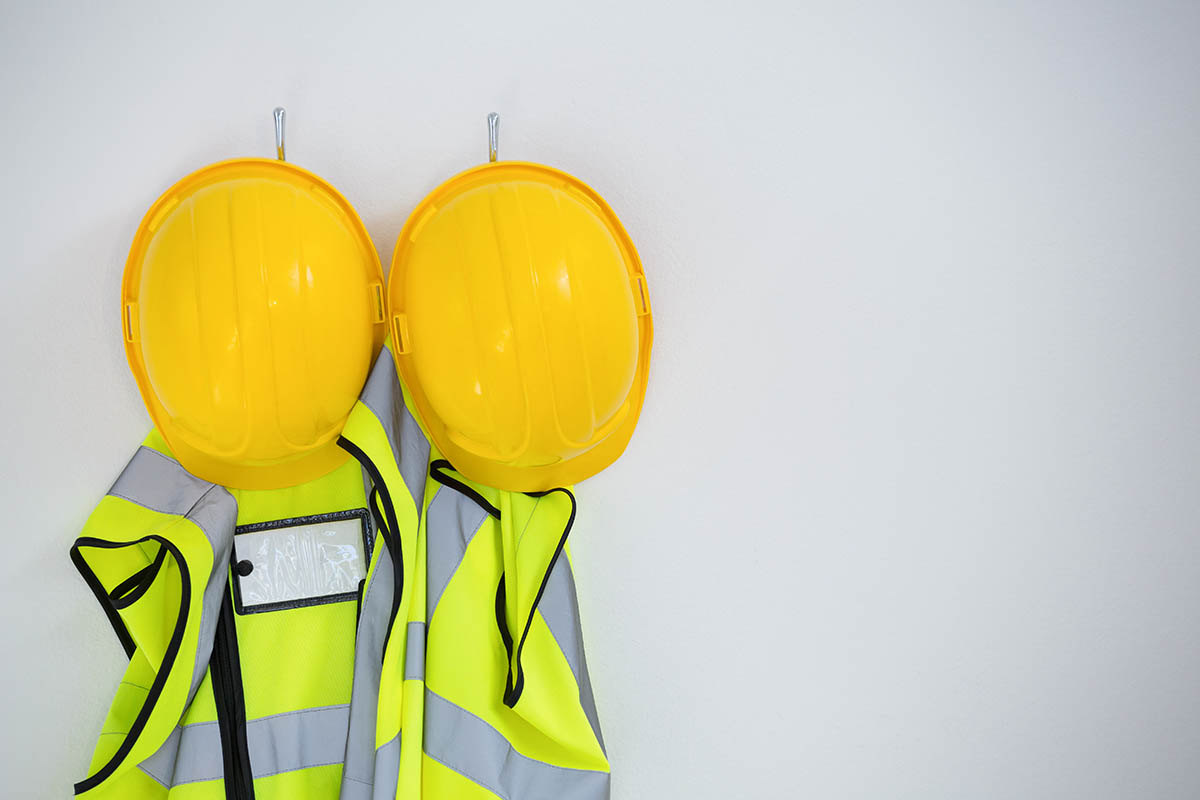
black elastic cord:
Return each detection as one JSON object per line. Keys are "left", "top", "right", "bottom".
{"left": 368, "top": 485, "right": 402, "bottom": 658}
{"left": 70, "top": 536, "right": 191, "bottom": 794}
{"left": 211, "top": 583, "right": 254, "bottom": 800}
{"left": 497, "top": 486, "right": 577, "bottom": 707}
{"left": 339, "top": 436, "right": 404, "bottom": 664}
{"left": 368, "top": 486, "right": 390, "bottom": 547}
{"left": 354, "top": 578, "right": 366, "bottom": 632}
{"left": 428, "top": 460, "right": 576, "bottom": 709}
{"left": 109, "top": 546, "right": 168, "bottom": 610}
{"left": 495, "top": 574, "right": 515, "bottom": 686}
{"left": 69, "top": 542, "right": 136, "bottom": 658}
{"left": 429, "top": 459, "right": 500, "bottom": 519}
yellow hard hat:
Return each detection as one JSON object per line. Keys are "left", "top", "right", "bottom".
{"left": 122, "top": 157, "right": 386, "bottom": 489}
{"left": 388, "top": 151, "right": 652, "bottom": 492}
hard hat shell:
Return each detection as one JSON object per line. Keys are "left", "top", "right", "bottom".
{"left": 123, "top": 158, "right": 386, "bottom": 490}
{"left": 388, "top": 161, "right": 652, "bottom": 492}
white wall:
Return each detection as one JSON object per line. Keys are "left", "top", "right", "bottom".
{"left": 3, "top": 1, "right": 1199, "bottom": 797}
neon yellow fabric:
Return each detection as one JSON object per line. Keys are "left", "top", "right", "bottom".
{"left": 424, "top": 473, "right": 608, "bottom": 777}
{"left": 375, "top": 339, "right": 610, "bottom": 798}
{"left": 73, "top": 501, "right": 218, "bottom": 797}
{"left": 74, "top": 342, "right": 610, "bottom": 799}
{"left": 73, "top": 418, "right": 395, "bottom": 798}
{"left": 231, "top": 456, "right": 366, "bottom": 722}
{"left": 338, "top": 389, "right": 422, "bottom": 762}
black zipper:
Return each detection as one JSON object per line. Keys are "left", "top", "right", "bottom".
{"left": 211, "top": 581, "right": 255, "bottom": 799}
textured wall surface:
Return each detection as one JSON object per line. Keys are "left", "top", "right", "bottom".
{"left": 3, "top": 1, "right": 1199, "bottom": 797}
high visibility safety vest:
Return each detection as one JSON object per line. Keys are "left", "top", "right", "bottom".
{"left": 72, "top": 344, "right": 610, "bottom": 799}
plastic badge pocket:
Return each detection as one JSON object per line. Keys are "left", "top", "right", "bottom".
{"left": 231, "top": 509, "right": 372, "bottom": 614}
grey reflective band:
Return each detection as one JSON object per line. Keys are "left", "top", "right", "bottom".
{"left": 405, "top": 621, "right": 426, "bottom": 681}
{"left": 423, "top": 478, "right": 604, "bottom": 753}
{"left": 108, "top": 446, "right": 236, "bottom": 704}
{"left": 341, "top": 354, "right": 428, "bottom": 795}
{"left": 140, "top": 704, "right": 350, "bottom": 786}
{"left": 424, "top": 690, "right": 610, "bottom": 800}
{"left": 340, "top": 732, "right": 401, "bottom": 800}
{"left": 374, "top": 735, "right": 401, "bottom": 800}
{"left": 342, "top": 543, "right": 394, "bottom": 789}
{"left": 425, "top": 486, "right": 490, "bottom": 623}
{"left": 537, "top": 556, "right": 605, "bottom": 753}
{"left": 109, "top": 446, "right": 222, "bottom": 522}
{"left": 360, "top": 348, "right": 431, "bottom": 509}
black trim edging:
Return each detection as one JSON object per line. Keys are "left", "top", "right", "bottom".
{"left": 70, "top": 535, "right": 191, "bottom": 794}
{"left": 338, "top": 436, "right": 405, "bottom": 665}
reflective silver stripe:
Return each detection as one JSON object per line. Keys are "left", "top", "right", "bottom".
{"left": 425, "top": 486, "right": 490, "bottom": 623}
{"left": 421, "top": 473, "right": 604, "bottom": 754}
{"left": 339, "top": 733, "right": 401, "bottom": 800}
{"left": 108, "top": 446, "right": 221, "bottom": 521}
{"left": 360, "top": 348, "right": 431, "bottom": 509}
{"left": 362, "top": 467, "right": 378, "bottom": 541}
{"left": 341, "top": 541, "right": 395, "bottom": 788}
{"left": 424, "top": 689, "right": 609, "bottom": 800}
{"left": 423, "top": 479, "right": 605, "bottom": 752}
{"left": 537, "top": 557, "right": 605, "bottom": 754}
{"left": 373, "top": 734, "right": 401, "bottom": 800}
{"left": 342, "top": 353, "right": 426, "bottom": 794}
{"left": 341, "top": 775, "right": 372, "bottom": 800}
{"left": 184, "top": 488, "right": 238, "bottom": 700}
{"left": 138, "top": 719, "right": 203, "bottom": 786}
{"left": 405, "top": 621, "right": 425, "bottom": 680}
{"left": 108, "top": 446, "right": 236, "bottom": 706}
{"left": 140, "top": 704, "right": 350, "bottom": 786}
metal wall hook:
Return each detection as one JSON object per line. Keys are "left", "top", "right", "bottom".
{"left": 487, "top": 112, "right": 499, "bottom": 162}
{"left": 273, "top": 107, "right": 286, "bottom": 161}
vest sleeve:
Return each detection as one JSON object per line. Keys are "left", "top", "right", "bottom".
{"left": 70, "top": 442, "right": 235, "bottom": 798}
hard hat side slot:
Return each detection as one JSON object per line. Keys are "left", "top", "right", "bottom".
{"left": 370, "top": 283, "right": 386, "bottom": 324}
{"left": 123, "top": 302, "right": 138, "bottom": 343}
{"left": 391, "top": 314, "right": 411, "bottom": 354}
{"left": 632, "top": 275, "right": 651, "bottom": 317}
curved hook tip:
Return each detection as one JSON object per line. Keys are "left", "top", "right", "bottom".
{"left": 487, "top": 112, "right": 499, "bottom": 162}
{"left": 273, "top": 107, "right": 286, "bottom": 161}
